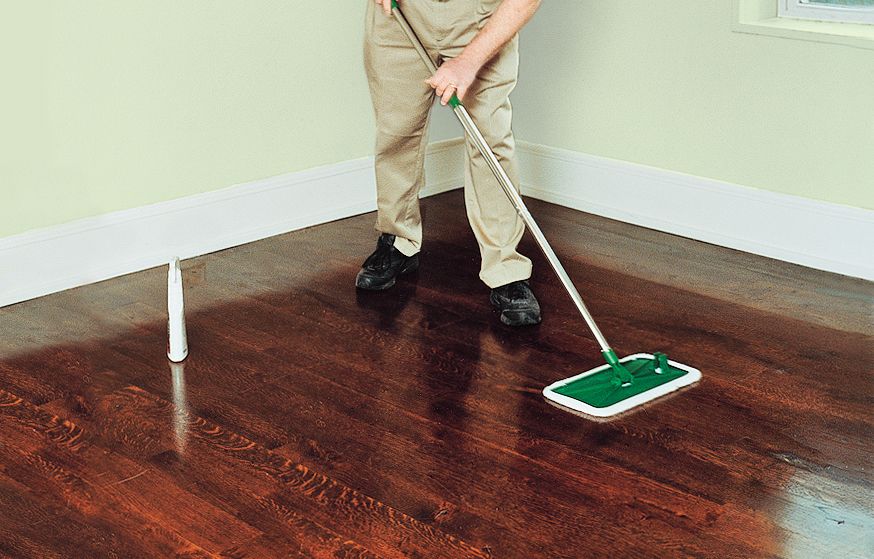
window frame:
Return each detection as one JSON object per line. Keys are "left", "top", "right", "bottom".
{"left": 733, "top": 0, "right": 874, "bottom": 51}
{"left": 778, "top": 0, "right": 874, "bottom": 25}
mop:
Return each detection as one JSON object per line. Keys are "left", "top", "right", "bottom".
{"left": 390, "top": 2, "right": 701, "bottom": 418}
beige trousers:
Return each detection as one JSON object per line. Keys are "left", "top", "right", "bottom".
{"left": 363, "top": 0, "right": 532, "bottom": 288}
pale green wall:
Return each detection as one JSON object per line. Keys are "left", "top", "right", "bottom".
{"left": 1, "top": 2, "right": 383, "bottom": 238}
{"left": 513, "top": 0, "right": 874, "bottom": 209}
{"left": 4, "top": 1, "right": 872, "bottom": 240}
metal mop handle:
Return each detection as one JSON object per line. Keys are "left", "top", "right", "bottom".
{"left": 390, "top": 4, "right": 629, "bottom": 375}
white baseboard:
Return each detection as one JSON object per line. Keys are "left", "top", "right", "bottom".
{"left": 516, "top": 141, "right": 874, "bottom": 282}
{"left": 2, "top": 137, "right": 870, "bottom": 307}
{"left": 0, "top": 139, "right": 465, "bottom": 308}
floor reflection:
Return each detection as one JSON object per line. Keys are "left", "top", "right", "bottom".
{"left": 777, "top": 468, "right": 874, "bottom": 559}
{"left": 354, "top": 276, "right": 417, "bottom": 332}
{"left": 170, "top": 361, "right": 189, "bottom": 455}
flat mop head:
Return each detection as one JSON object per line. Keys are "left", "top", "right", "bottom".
{"left": 543, "top": 352, "right": 701, "bottom": 418}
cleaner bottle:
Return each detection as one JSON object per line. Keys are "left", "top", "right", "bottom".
{"left": 167, "top": 257, "right": 189, "bottom": 362}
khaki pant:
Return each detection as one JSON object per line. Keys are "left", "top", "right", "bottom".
{"left": 364, "top": 0, "right": 532, "bottom": 288}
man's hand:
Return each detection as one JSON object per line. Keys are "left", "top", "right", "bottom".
{"left": 375, "top": 0, "right": 393, "bottom": 16}
{"left": 425, "top": 0, "right": 540, "bottom": 105}
{"left": 381, "top": 0, "right": 540, "bottom": 106}
{"left": 426, "top": 57, "right": 479, "bottom": 106}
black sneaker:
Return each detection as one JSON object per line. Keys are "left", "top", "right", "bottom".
{"left": 490, "top": 280, "right": 542, "bottom": 326}
{"left": 355, "top": 234, "right": 419, "bottom": 290}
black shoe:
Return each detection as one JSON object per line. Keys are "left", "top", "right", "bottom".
{"left": 490, "top": 280, "right": 542, "bottom": 326}
{"left": 355, "top": 234, "right": 419, "bottom": 290}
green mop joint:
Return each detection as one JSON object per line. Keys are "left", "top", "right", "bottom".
{"left": 543, "top": 352, "right": 701, "bottom": 418}
{"left": 602, "top": 349, "right": 633, "bottom": 386}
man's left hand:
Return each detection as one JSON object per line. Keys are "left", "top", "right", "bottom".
{"left": 426, "top": 56, "right": 480, "bottom": 106}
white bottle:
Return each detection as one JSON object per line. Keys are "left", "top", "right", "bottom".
{"left": 167, "top": 257, "right": 189, "bottom": 362}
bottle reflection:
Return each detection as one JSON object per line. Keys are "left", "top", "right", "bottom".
{"left": 169, "top": 361, "right": 189, "bottom": 455}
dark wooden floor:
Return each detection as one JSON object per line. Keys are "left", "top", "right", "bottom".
{"left": 1, "top": 191, "right": 872, "bottom": 558}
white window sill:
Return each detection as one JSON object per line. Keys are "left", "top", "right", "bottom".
{"left": 733, "top": 0, "right": 874, "bottom": 50}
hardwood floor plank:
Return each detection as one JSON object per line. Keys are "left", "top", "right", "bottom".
{"left": 1, "top": 191, "right": 870, "bottom": 558}
{"left": 111, "top": 302, "right": 782, "bottom": 558}
{"left": 88, "top": 385, "right": 491, "bottom": 559}
{"left": 23, "top": 270, "right": 860, "bottom": 556}
{"left": 0, "top": 388, "right": 256, "bottom": 557}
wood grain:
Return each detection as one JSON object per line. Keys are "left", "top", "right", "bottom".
{"left": 1, "top": 191, "right": 871, "bottom": 558}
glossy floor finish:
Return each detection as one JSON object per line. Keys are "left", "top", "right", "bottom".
{"left": 1, "top": 192, "right": 872, "bottom": 558}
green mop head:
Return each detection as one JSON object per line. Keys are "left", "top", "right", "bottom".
{"left": 542, "top": 351, "right": 701, "bottom": 418}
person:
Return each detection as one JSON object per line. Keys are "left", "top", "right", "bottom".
{"left": 358, "top": 0, "right": 543, "bottom": 326}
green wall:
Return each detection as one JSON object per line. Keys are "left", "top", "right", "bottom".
{"left": 513, "top": 0, "right": 874, "bottom": 209}
{"left": 1, "top": 1, "right": 378, "bottom": 238}
{"left": 3, "top": 1, "right": 872, "bottom": 240}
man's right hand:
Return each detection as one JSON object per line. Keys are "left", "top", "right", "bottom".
{"left": 375, "top": 0, "right": 394, "bottom": 16}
